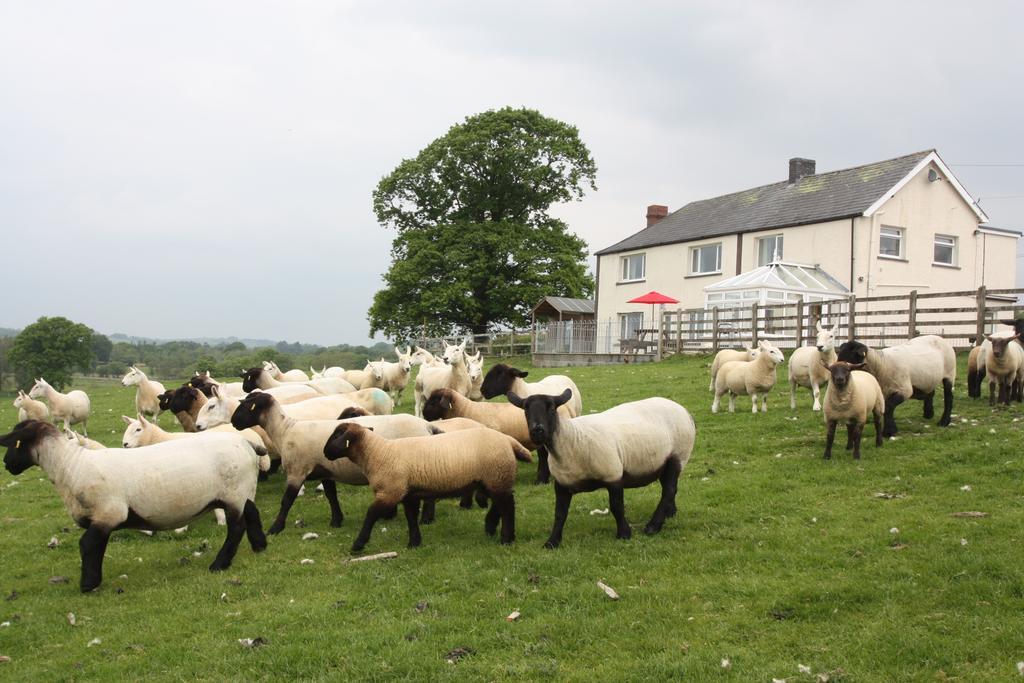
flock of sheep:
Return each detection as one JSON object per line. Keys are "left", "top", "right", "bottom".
{"left": 4, "top": 317, "right": 1019, "bottom": 594}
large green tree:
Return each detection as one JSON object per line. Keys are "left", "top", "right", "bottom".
{"left": 369, "top": 107, "right": 596, "bottom": 339}
{"left": 8, "top": 316, "right": 96, "bottom": 390}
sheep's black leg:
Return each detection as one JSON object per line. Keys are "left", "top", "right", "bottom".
{"left": 210, "top": 508, "right": 246, "bottom": 572}
{"left": 543, "top": 482, "right": 573, "bottom": 549}
{"left": 267, "top": 481, "right": 303, "bottom": 535}
{"left": 850, "top": 423, "right": 864, "bottom": 460}
{"left": 882, "top": 395, "right": 903, "bottom": 437}
{"left": 999, "top": 380, "right": 1010, "bottom": 406}
{"left": 844, "top": 423, "right": 854, "bottom": 450}
{"left": 243, "top": 500, "right": 267, "bottom": 552}
{"left": 321, "top": 480, "right": 344, "bottom": 528}
{"left": 458, "top": 492, "right": 474, "bottom": 509}
{"left": 351, "top": 501, "right": 391, "bottom": 553}
{"left": 645, "top": 457, "right": 681, "bottom": 535}
{"left": 484, "top": 497, "right": 501, "bottom": 536}
{"left": 989, "top": 381, "right": 997, "bottom": 407}
{"left": 268, "top": 458, "right": 281, "bottom": 475}
{"left": 608, "top": 486, "right": 631, "bottom": 540}
{"left": 420, "top": 499, "right": 436, "bottom": 524}
{"left": 967, "top": 370, "right": 979, "bottom": 398}
{"left": 922, "top": 392, "right": 935, "bottom": 419}
{"left": 535, "top": 446, "right": 551, "bottom": 485}
{"left": 495, "top": 492, "right": 515, "bottom": 544}
{"left": 402, "top": 498, "right": 423, "bottom": 548}
{"left": 874, "top": 411, "right": 884, "bottom": 447}
{"left": 79, "top": 525, "right": 111, "bottom": 593}
{"left": 823, "top": 420, "right": 837, "bottom": 459}
{"left": 474, "top": 487, "right": 489, "bottom": 508}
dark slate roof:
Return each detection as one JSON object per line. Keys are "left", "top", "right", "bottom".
{"left": 596, "top": 150, "right": 933, "bottom": 256}
{"left": 532, "top": 296, "right": 595, "bottom": 315}
{"left": 978, "top": 224, "right": 1022, "bottom": 236}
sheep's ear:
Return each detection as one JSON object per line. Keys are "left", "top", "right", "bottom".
{"left": 506, "top": 391, "right": 525, "bottom": 408}
{"left": 138, "top": 413, "right": 149, "bottom": 426}
{"left": 850, "top": 362, "right": 866, "bottom": 370}
{"left": 553, "top": 388, "right": 572, "bottom": 407}
{"left": 815, "top": 320, "right": 823, "bottom": 333}
{"left": 121, "top": 415, "right": 134, "bottom": 425}
{"left": 514, "top": 369, "right": 529, "bottom": 378}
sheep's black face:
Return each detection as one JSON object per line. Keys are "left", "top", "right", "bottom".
{"left": 836, "top": 341, "right": 868, "bottom": 365}
{"left": 338, "top": 406, "right": 369, "bottom": 420}
{"left": 480, "top": 364, "right": 527, "bottom": 400}
{"left": 829, "top": 363, "right": 853, "bottom": 390}
{"left": 323, "top": 424, "right": 357, "bottom": 461}
{"left": 241, "top": 368, "right": 263, "bottom": 393}
{"left": 422, "top": 391, "right": 453, "bottom": 421}
{"left": 168, "top": 387, "right": 198, "bottom": 414}
{"left": 507, "top": 389, "right": 571, "bottom": 447}
{"left": 157, "top": 391, "right": 175, "bottom": 411}
{"left": 990, "top": 336, "right": 1014, "bottom": 360}
{"left": 232, "top": 392, "right": 273, "bottom": 429}
{"left": 0, "top": 420, "right": 51, "bottom": 475}
{"left": 189, "top": 378, "right": 216, "bottom": 397}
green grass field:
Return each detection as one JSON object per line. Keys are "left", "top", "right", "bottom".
{"left": 1, "top": 354, "right": 1022, "bottom": 681}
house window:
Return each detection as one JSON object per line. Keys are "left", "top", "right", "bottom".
{"left": 619, "top": 312, "right": 643, "bottom": 340}
{"left": 620, "top": 253, "right": 646, "bottom": 282}
{"left": 934, "top": 234, "right": 957, "bottom": 266}
{"left": 757, "top": 234, "right": 784, "bottom": 266}
{"left": 879, "top": 226, "right": 905, "bottom": 259}
{"left": 690, "top": 243, "right": 722, "bottom": 274}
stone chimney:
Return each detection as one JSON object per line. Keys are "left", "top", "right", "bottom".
{"left": 789, "top": 158, "right": 816, "bottom": 184}
{"left": 646, "top": 204, "right": 668, "bottom": 227}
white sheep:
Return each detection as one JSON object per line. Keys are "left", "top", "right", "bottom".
{"left": 836, "top": 335, "right": 956, "bottom": 436}
{"left": 413, "top": 340, "right": 473, "bottom": 418}
{"left": 322, "top": 422, "right": 531, "bottom": 551}
{"left": 64, "top": 428, "right": 105, "bottom": 450}
{"left": 363, "top": 349, "right": 413, "bottom": 405}
{"left": 0, "top": 420, "right": 268, "bottom": 592}
{"left": 240, "top": 368, "right": 323, "bottom": 404}
{"left": 983, "top": 334, "right": 1023, "bottom": 406}
{"left": 121, "top": 413, "right": 266, "bottom": 453}
{"left": 310, "top": 366, "right": 347, "bottom": 380}
{"left": 479, "top": 363, "right": 582, "bottom": 417}
{"left": 262, "top": 360, "right": 310, "bottom": 382}
{"left": 507, "top": 389, "right": 695, "bottom": 548}
{"left": 230, "top": 392, "right": 436, "bottom": 534}
{"left": 821, "top": 361, "right": 885, "bottom": 459}
{"left": 708, "top": 346, "right": 757, "bottom": 391}
{"left": 14, "top": 390, "right": 49, "bottom": 422}
{"left": 467, "top": 351, "right": 485, "bottom": 401}
{"left": 788, "top": 321, "right": 838, "bottom": 411}
{"left": 712, "top": 340, "right": 785, "bottom": 414}
{"left": 121, "top": 366, "right": 166, "bottom": 420}
{"left": 411, "top": 346, "right": 444, "bottom": 368}
{"left": 29, "top": 378, "right": 91, "bottom": 435}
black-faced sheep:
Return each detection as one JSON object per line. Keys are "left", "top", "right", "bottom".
{"left": 822, "top": 361, "right": 884, "bottom": 460}
{"left": 479, "top": 364, "right": 582, "bottom": 417}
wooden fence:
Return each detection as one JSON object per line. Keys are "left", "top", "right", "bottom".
{"left": 657, "top": 286, "right": 1024, "bottom": 357}
{"left": 414, "top": 329, "right": 532, "bottom": 357}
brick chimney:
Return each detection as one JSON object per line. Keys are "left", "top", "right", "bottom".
{"left": 789, "top": 158, "right": 816, "bottom": 184}
{"left": 646, "top": 204, "right": 668, "bottom": 227}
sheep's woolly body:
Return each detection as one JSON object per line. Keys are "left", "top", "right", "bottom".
{"left": 789, "top": 347, "right": 837, "bottom": 411}
{"left": 263, "top": 361, "right": 309, "bottom": 382}
{"left": 862, "top": 335, "right": 956, "bottom": 399}
{"left": 121, "top": 367, "right": 166, "bottom": 419}
{"left": 507, "top": 375, "right": 582, "bottom": 418}
{"left": 983, "top": 335, "right": 1024, "bottom": 404}
{"left": 415, "top": 363, "right": 471, "bottom": 417}
{"left": 123, "top": 416, "right": 266, "bottom": 456}
{"left": 713, "top": 343, "right": 784, "bottom": 414}
{"left": 709, "top": 348, "right": 756, "bottom": 391}
{"left": 29, "top": 379, "right": 91, "bottom": 434}
{"left": 824, "top": 371, "right": 884, "bottom": 425}
{"left": 14, "top": 392, "right": 49, "bottom": 422}
{"left": 432, "top": 417, "right": 488, "bottom": 432}
{"left": 547, "top": 397, "right": 695, "bottom": 486}
{"left": 424, "top": 388, "right": 568, "bottom": 450}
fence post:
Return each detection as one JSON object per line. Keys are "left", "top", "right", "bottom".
{"left": 656, "top": 317, "right": 663, "bottom": 362}
{"left": 976, "top": 286, "right": 987, "bottom": 341}
{"left": 795, "top": 299, "right": 805, "bottom": 348}
{"left": 711, "top": 306, "right": 720, "bottom": 353}
{"left": 676, "top": 308, "right": 683, "bottom": 353}
{"left": 847, "top": 295, "right": 857, "bottom": 341}
{"left": 751, "top": 302, "right": 759, "bottom": 346}
{"left": 908, "top": 289, "right": 917, "bottom": 339}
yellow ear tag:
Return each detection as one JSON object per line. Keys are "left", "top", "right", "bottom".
{"left": 249, "top": 404, "right": 255, "bottom": 411}
{"left": 343, "top": 438, "right": 350, "bottom": 449}
{"left": 15, "top": 440, "right": 21, "bottom": 449}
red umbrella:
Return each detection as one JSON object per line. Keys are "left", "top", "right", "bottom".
{"left": 627, "top": 291, "right": 680, "bottom": 328}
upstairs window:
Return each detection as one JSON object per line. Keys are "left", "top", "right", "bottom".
{"left": 757, "top": 234, "right": 784, "bottom": 266}
{"left": 620, "top": 253, "right": 646, "bottom": 282}
{"left": 934, "top": 234, "right": 957, "bottom": 266}
{"left": 879, "top": 226, "right": 905, "bottom": 259}
{"left": 690, "top": 243, "right": 722, "bottom": 275}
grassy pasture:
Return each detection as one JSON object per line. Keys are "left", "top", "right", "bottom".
{"left": 0, "top": 354, "right": 1022, "bottom": 681}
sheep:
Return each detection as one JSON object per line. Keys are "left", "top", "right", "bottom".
{"left": 709, "top": 346, "right": 757, "bottom": 391}
{"left": 413, "top": 340, "right": 473, "bottom": 418}
{"left": 65, "top": 428, "right": 105, "bottom": 450}
{"left": 121, "top": 413, "right": 267, "bottom": 453}
{"left": 197, "top": 387, "right": 393, "bottom": 435}
{"left": 240, "top": 368, "right": 322, "bottom": 404}
{"left": 983, "top": 334, "right": 1023, "bottom": 406}
{"left": 507, "top": 389, "right": 695, "bottom": 548}
{"left": 411, "top": 346, "right": 444, "bottom": 368}
{"left": 29, "top": 378, "right": 91, "bottom": 435}
{"left": 0, "top": 420, "right": 268, "bottom": 592}
{"left": 322, "top": 422, "right": 532, "bottom": 551}
{"left": 166, "top": 385, "right": 209, "bottom": 432}
{"left": 836, "top": 335, "right": 956, "bottom": 436}
{"left": 121, "top": 366, "right": 166, "bottom": 420}
{"left": 479, "top": 363, "right": 582, "bottom": 417}
{"left": 821, "top": 361, "right": 885, "bottom": 460}
{"left": 189, "top": 372, "right": 246, "bottom": 398}
{"left": 310, "top": 366, "right": 347, "bottom": 380}
{"left": 14, "top": 390, "right": 49, "bottom": 422}
{"left": 712, "top": 340, "right": 786, "bottom": 414}
{"left": 467, "top": 351, "right": 485, "bottom": 401}
{"left": 363, "top": 350, "right": 413, "bottom": 405}
{"left": 788, "top": 321, "right": 839, "bottom": 411}
{"left": 262, "top": 360, "right": 309, "bottom": 382}
{"left": 967, "top": 342, "right": 986, "bottom": 399}
{"left": 422, "top": 387, "right": 571, "bottom": 484}
{"left": 230, "top": 392, "right": 436, "bottom": 535}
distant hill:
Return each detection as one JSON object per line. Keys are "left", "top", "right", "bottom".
{"left": 108, "top": 333, "right": 286, "bottom": 349}
{"left": 0, "top": 327, "right": 19, "bottom": 338}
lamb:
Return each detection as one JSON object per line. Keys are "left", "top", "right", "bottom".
{"left": 362, "top": 349, "right": 413, "bottom": 405}
{"left": 413, "top": 340, "right": 473, "bottom": 418}
{"left": 262, "top": 360, "right": 309, "bottom": 382}
{"left": 322, "top": 422, "right": 532, "bottom": 551}
{"left": 507, "top": 389, "right": 695, "bottom": 548}
{"left": 480, "top": 363, "right": 582, "bottom": 417}
{"left": 29, "top": 378, "right": 91, "bottom": 435}
{"left": 708, "top": 346, "right": 757, "bottom": 391}
{"left": 788, "top": 321, "right": 839, "bottom": 411}
{"left": 121, "top": 366, "right": 166, "bottom": 420}
{"left": 422, "top": 387, "right": 571, "bottom": 484}
{"left": 14, "top": 390, "right": 49, "bottom": 422}
{"left": 0, "top": 420, "right": 268, "bottom": 592}
{"left": 230, "top": 392, "right": 437, "bottom": 534}
{"left": 240, "top": 368, "right": 322, "bottom": 404}
{"left": 983, "top": 334, "right": 1023, "bottom": 406}
{"left": 821, "top": 361, "right": 885, "bottom": 460}
{"left": 836, "top": 335, "right": 956, "bottom": 436}
{"left": 467, "top": 351, "right": 485, "bottom": 401}
{"left": 712, "top": 340, "right": 785, "bottom": 414}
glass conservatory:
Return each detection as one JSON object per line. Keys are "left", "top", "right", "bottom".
{"left": 703, "top": 261, "right": 849, "bottom": 309}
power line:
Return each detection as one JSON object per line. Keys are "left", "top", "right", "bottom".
{"left": 950, "top": 163, "right": 1024, "bottom": 167}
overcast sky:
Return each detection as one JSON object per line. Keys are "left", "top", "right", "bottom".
{"left": 2, "top": 1, "right": 1022, "bottom": 346}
